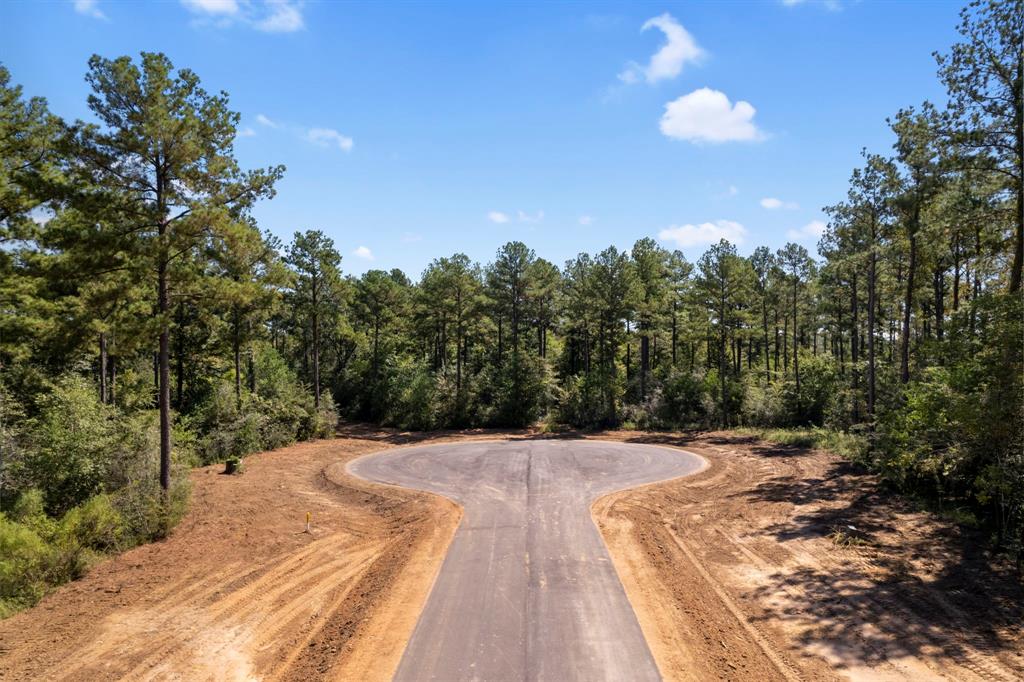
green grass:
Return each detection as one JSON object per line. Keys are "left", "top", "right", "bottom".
{"left": 733, "top": 426, "right": 869, "bottom": 462}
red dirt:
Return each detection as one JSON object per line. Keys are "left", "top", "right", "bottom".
{"left": 593, "top": 431, "right": 1024, "bottom": 681}
{"left": 1, "top": 427, "right": 1020, "bottom": 681}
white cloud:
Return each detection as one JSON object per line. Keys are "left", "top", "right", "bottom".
{"left": 307, "top": 127, "right": 353, "bottom": 152}
{"left": 255, "top": 115, "right": 354, "bottom": 152}
{"left": 353, "top": 246, "right": 374, "bottom": 260}
{"left": 712, "top": 184, "right": 740, "bottom": 200}
{"left": 517, "top": 210, "right": 544, "bottom": 224}
{"left": 619, "top": 14, "right": 704, "bottom": 85}
{"left": 660, "top": 88, "right": 764, "bottom": 144}
{"left": 786, "top": 220, "right": 827, "bottom": 241}
{"left": 782, "top": 0, "right": 842, "bottom": 10}
{"left": 488, "top": 211, "right": 510, "bottom": 224}
{"left": 180, "top": 0, "right": 303, "bottom": 32}
{"left": 181, "top": 0, "right": 238, "bottom": 15}
{"left": 256, "top": 0, "right": 304, "bottom": 32}
{"left": 657, "top": 219, "right": 747, "bottom": 248}
{"left": 578, "top": 215, "right": 594, "bottom": 226}
{"left": 760, "top": 197, "right": 799, "bottom": 210}
{"left": 73, "top": 0, "right": 107, "bottom": 20}
{"left": 237, "top": 126, "right": 256, "bottom": 138}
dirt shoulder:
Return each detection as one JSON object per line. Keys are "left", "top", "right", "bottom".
{"left": 1, "top": 427, "right": 1020, "bottom": 681}
{"left": 0, "top": 428, "right": 499, "bottom": 681}
{"left": 592, "top": 431, "right": 1024, "bottom": 682}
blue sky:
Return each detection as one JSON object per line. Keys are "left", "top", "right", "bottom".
{"left": 5, "top": 0, "right": 961, "bottom": 276}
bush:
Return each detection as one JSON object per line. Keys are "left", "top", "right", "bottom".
{"left": 779, "top": 354, "right": 840, "bottom": 427}
{"left": 657, "top": 370, "right": 710, "bottom": 427}
{"left": 49, "top": 494, "right": 125, "bottom": 582}
{"left": 390, "top": 361, "right": 439, "bottom": 431}
{"left": 190, "top": 345, "right": 336, "bottom": 463}
{"left": 0, "top": 514, "right": 50, "bottom": 617}
{"left": 0, "top": 492, "right": 140, "bottom": 617}
{"left": 484, "top": 351, "right": 548, "bottom": 427}
{"left": 741, "top": 377, "right": 786, "bottom": 426}
{"left": 556, "top": 373, "right": 607, "bottom": 428}
{"left": 15, "top": 374, "right": 118, "bottom": 515}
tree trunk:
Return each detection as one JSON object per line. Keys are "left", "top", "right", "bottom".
{"left": 762, "top": 299, "right": 771, "bottom": 381}
{"left": 312, "top": 308, "right": 320, "bottom": 409}
{"left": 248, "top": 345, "right": 256, "bottom": 394}
{"left": 99, "top": 332, "right": 108, "bottom": 404}
{"left": 671, "top": 302, "right": 678, "bottom": 366}
{"left": 868, "top": 236, "right": 877, "bottom": 418}
{"left": 640, "top": 332, "right": 649, "bottom": 400}
{"left": 901, "top": 227, "right": 917, "bottom": 384}
{"left": 157, "top": 162, "right": 172, "bottom": 494}
{"left": 773, "top": 310, "right": 780, "bottom": 373}
{"left": 233, "top": 308, "right": 242, "bottom": 408}
{"left": 175, "top": 303, "right": 185, "bottom": 408}
{"left": 1010, "top": 88, "right": 1023, "bottom": 294}
{"left": 953, "top": 250, "right": 961, "bottom": 312}
{"left": 109, "top": 353, "right": 116, "bottom": 404}
{"left": 783, "top": 314, "right": 789, "bottom": 374}
{"left": 720, "top": 329, "right": 729, "bottom": 427}
{"left": 158, "top": 256, "right": 171, "bottom": 493}
{"left": 793, "top": 278, "right": 800, "bottom": 404}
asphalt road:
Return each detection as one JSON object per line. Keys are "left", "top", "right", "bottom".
{"left": 349, "top": 439, "right": 705, "bottom": 682}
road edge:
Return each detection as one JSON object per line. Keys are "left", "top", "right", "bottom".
{"left": 590, "top": 444, "right": 711, "bottom": 682}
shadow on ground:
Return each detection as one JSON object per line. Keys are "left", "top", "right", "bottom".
{"left": 717, "top": 433, "right": 1024, "bottom": 673}
{"left": 336, "top": 423, "right": 1024, "bottom": 673}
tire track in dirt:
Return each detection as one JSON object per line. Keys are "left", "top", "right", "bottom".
{"left": 593, "top": 432, "right": 1024, "bottom": 682}
{"left": 1, "top": 428, "right": 1020, "bottom": 681}
{"left": 0, "top": 435, "right": 466, "bottom": 681}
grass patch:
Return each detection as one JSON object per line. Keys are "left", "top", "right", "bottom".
{"left": 733, "top": 426, "right": 868, "bottom": 462}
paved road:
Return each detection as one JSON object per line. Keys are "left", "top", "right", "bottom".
{"left": 349, "top": 439, "right": 704, "bottom": 682}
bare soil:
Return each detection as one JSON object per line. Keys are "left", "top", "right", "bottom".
{"left": 0, "top": 427, "right": 1020, "bottom": 681}
{"left": 592, "top": 431, "right": 1024, "bottom": 682}
{"left": 0, "top": 430, "right": 471, "bottom": 681}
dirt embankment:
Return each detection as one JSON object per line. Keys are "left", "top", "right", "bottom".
{"left": 592, "top": 431, "right": 1024, "bottom": 682}
{"left": 0, "top": 429, "right": 486, "bottom": 681}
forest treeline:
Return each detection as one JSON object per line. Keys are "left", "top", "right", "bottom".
{"left": 1, "top": 0, "right": 1021, "bottom": 613}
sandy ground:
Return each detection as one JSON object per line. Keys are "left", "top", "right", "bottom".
{"left": 0, "top": 426, "right": 1021, "bottom": 681}
{"left": 0, "top": 431, "right": 468, "bottom": 681}
{"left": 591, "top": 431, "right": 1024, "bottom": 682}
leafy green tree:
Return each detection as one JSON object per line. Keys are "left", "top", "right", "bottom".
{"left": 750, "top": 246, "right": 777, "bottom": 381}
{"left": 935, "top": 0, "right": 1023, "bottom": 292}
{"left": 486, "top": 241, "right": 535, "bottom": 357}
{"left": 695, "top": 240, "right": 752, "bottom": 426}
{"left": 890, "top": 104, "right": 945, "bottom": 382}
{"left": 286, "top": 230, "right": 342, "bottom": 409}
{"left": 77, "top": 52, "right": 282, "bottom": 492}
{"left": 630, "top": 238, "right": 670, "bottom": 400}
{"left": 777, "top": 242, "right": 812, "bottom": 405}
{"left": 0, "top": 66, "right": 65, "bottom": 368}
{"left": 210, "top": 223, "right": 286, "bottom": 406}
{"left": 525, "top": 258, "right": 560, "bottom": 359}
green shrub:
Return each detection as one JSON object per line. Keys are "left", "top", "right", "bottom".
{"left": 0, "top": 514, "right": 51, "bottom": 618}
{"left": 556, "top": 374, "right": 607, "bottom": 428}
{"left": 780, "top": 354, "right": 840, "bottom": 426}
{"left": 48, "top": 494, "right": 124, "bottom": 582}
{"left": 657, "top": 370, "right": 710, "bottom": 427}
{"left": 484, "top": 350, "right": 548, "bottom": 428}
{"left": 16, "top": 374, "right": 118, "bottom": 515}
